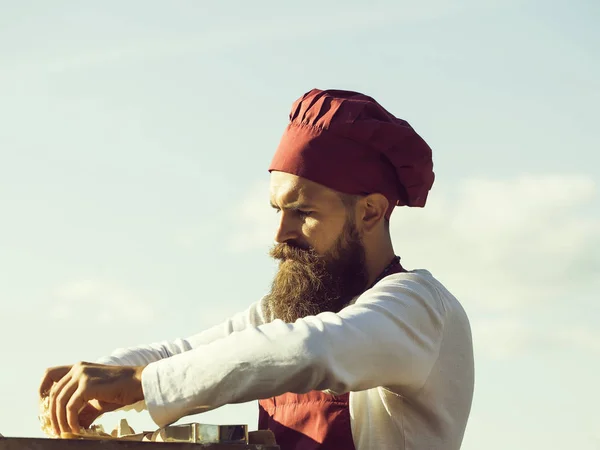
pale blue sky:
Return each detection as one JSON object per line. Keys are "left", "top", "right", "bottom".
{"left": 0, "top": 1, "right": 599, "bottom": 448}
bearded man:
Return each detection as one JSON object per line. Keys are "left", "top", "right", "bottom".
{"left": 40, "top": 89, "right": 474, "bottom": 450}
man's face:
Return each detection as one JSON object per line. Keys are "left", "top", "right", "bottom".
{"left": 265, "top": 172, "right": 370, "bottom": 323}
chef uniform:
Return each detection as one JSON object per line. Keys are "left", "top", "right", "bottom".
{"left": 98, "top": 89, "right": 474, "bottom": 450}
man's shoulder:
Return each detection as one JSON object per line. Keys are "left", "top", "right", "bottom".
{"left": 372, "top": 269, "right": 465, "bottom": 315}
{"left": 373, "top": 269, "right": 441, "bottom": 297}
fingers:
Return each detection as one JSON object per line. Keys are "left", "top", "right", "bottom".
{"left": 49, "top": 372, "right": 73, "bottom": 436}
{"left": 56, "top": 379, "right": 80, "bottom": 435}
{"left": 39, "top": 366, "right": 71, "bottom": 398}
{"left": 42, "top": 362, "right": 145, "bottom": 435}
{"left": 46, "top": 363, "right": 97, "bottom": 434}
{"left": 66, "top": 388, "right": 88, "bottom": 434}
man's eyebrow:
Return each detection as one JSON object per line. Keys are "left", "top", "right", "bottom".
{"left": 270, "top": 201, "right": 315, "bottom": 211}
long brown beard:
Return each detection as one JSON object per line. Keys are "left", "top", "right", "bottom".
{"left": 264, "top": 221, "right": 369, "bottom": 323}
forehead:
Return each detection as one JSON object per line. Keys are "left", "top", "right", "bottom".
{"left": 269, "top": 171, "right": 341, "bottom": 207}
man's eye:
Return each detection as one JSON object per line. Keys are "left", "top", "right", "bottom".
{"left": 297, "top": 210, "right": 312, "bottom": 218}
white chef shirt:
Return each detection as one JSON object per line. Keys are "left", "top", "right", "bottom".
{"left": 97, "top": 269, "right": 474, "bottom": 450}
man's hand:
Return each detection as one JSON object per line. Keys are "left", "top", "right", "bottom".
{"left": 39, "top": 362, "right": 145, "bottom": 436}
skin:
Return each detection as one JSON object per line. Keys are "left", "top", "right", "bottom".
{"left": 40, "top": 171, "right": 397, "bottom": 435}
{"left": 39, "top": 363, "right": 144, "bottom": 436}
{"left": 270, "top": 171, "right": 396, "bottom": 286}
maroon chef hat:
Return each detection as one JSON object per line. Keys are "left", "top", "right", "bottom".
{"left": 269, "top": 89, "right": 435, "bottom": 219}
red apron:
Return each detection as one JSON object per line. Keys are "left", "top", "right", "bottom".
{"left": 258, "top": 257, "right": 405, "bottom": 450}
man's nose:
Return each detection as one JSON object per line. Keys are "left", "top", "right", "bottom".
{"left": 274, "top": 214, "right": 301, "bottom": 244}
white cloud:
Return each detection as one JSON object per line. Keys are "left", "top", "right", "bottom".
{"left": 50, "top": 279, "right": 156, "bottom": 324}
{"left": 473, "top": 318, "right": 600, "bottom": 360}
{"left": 227, "top": 173, "right": 600, "bottom": 358}
{"left": 394, "top": 174, "right": 599, "bottom": 305}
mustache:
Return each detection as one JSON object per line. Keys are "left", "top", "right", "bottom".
{"left": 270, "top": 242, "right": 319, "bottom": 262}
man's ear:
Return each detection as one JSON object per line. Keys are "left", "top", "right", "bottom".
{"left": 359, "top": 193, "right": 389, "bottom": 232}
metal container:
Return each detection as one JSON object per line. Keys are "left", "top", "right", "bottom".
{"left": 151, "top": 423, "right": 248, "bottom": 444}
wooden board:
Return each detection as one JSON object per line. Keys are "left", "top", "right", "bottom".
{"left": 0, "top": 438, "right": 279, "bottom": 450}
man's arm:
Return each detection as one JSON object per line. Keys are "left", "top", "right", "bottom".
{"left": 96, "top": 298, "right": 269, "bottom": 367}
{"left": 142, "top": 273, "right": 447, "bottom": 427}
{"left": 72, "top": 298, "right": 269, "bottom": 420}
